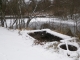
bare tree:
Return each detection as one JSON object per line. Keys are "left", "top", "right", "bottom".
{"left": 0, "top": 0, "right": 4, "bottom": 27}
{"left": 0, "top": 0, "right": 8, "bottom": 27}
{"left": 26, "top": 0, "right": 38, "bottom": 27}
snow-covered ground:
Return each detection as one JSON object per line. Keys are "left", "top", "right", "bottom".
{"left": 5, "top": 18, "right": 80, "bottom": 33}
{"left": 6, "top": 17, "right": 77, "bottom": 27}
{"left": 0, "top": 17, "right": 80, "bottom": 60}
{"left": 0, "top": 27, "right": 80, "bottom": 60}
{"left": 30, "top": 18, "right": 76, "bottom": 25}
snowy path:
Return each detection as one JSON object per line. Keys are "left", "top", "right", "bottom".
{"left": 0, "top": 27, "right": 73, "bottom": 60}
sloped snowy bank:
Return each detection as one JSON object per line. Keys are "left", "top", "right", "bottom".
{"left": 0, "top": 27, "right": 80, "bottom": 60}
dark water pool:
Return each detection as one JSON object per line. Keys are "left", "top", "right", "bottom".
{"left": 28, "top": 31, "right": 62, "bottom": 42}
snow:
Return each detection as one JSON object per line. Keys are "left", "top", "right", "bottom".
{"left": 6, "top": 17, "right": 76, "bottom": 28}
{"left": 30, "top": 18, "right": 76, "bottom": 25}
{"left": 58, "top": 42, "right": 79, "bottom": 60}
{"left": 25, "top": 0, "right": 30, "bottom": 2}
{"left": 0, "top": 27, "right": 80, "bottom": 60}
{"left": 0, "top": 27, "right": 78, "bottom": 60}
{"left": 0, "top": 17, "right": 80, "bottom": 60}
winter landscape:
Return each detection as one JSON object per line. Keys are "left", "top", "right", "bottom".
{"left": 0, "top": 0, "right": 80, "bottom": 60}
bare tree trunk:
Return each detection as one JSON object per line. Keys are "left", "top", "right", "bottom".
{"left": 1, "top": 12, "right": 4, "bottom": 27}
{"left": 1, "top": 19, "right": 4, "bottom": 27}
{"left": 26, "top": 17, "right": 32, "bottom": 27}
